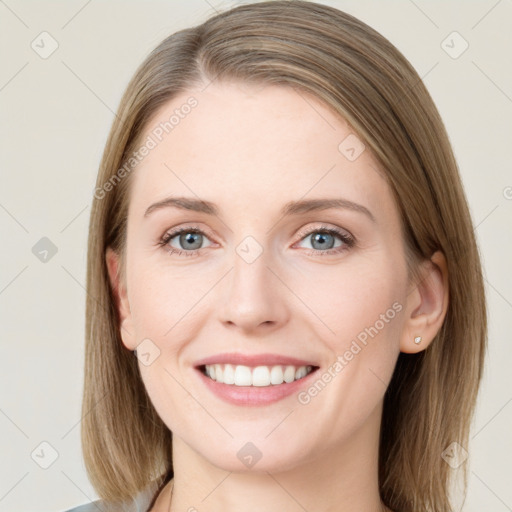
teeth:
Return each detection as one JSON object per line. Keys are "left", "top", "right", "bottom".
{"left": 203, "top": 364, "right": 314, "bottom": 386}
{"left": 251, "top": 366, "right": 269, "bottom": 387}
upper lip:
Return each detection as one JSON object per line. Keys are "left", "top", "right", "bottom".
{"left": 194, "top": 352, "right": 319, "bottom": 368}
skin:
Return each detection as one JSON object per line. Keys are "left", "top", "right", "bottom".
{"left": 106, "top": 81, "right": 449, "bottom": 512}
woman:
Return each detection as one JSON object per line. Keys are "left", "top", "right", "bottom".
{"left": 66, "top": 1, "right": 486, "bottom": 511}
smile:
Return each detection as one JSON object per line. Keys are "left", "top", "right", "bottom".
{"left": 195, "top": 362, "right": 321, "bottom": 406}
{"left": 200, "top": 363, "right": 316, "bottom": 386}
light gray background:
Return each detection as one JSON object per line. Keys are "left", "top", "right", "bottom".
{"left": 0, "top": 1, "right": 511, "bottom": 511}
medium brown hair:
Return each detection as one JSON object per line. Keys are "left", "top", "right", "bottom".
{"left": 83, "top": 2, "right": 487, "bottom": 511}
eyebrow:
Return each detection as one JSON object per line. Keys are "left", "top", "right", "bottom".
{"left": 144, "top": 196, "right": 375, "bottom": 222}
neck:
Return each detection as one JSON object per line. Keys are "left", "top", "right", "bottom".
{"left": 163, "top": 401, "right": 390, "bottom": 512}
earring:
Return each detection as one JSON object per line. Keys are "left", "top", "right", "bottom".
{"left": 414, "top": 336, "right": 422, "bottom": 344}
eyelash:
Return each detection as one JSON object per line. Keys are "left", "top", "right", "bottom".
{"left": 158, "top": 224, "right": 355, "bottom": 258}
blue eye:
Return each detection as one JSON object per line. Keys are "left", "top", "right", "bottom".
{"left": 159, "top": 224, "right": 355, "bottom": 257}
{"left": 159, "top": 226, "right": 213, "bottom": 257}
{"left": 294, "top": 226, "right": 355, "bottom": 256}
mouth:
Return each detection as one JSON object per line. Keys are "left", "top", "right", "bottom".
{"left": 197, "top": 363, "right": 320, "bottom": 387}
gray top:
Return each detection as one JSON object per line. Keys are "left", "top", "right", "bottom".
{"left": 61, "top": 480, "right": 161, "bottom": 512}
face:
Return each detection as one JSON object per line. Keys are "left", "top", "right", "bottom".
{"left": 110, "top": 81, "right": 412, "bottom": 473}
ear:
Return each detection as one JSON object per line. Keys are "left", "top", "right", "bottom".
{"left": 400, "top": 250, "right": 449, "bottom": 354}
{"left": 105, "top": 247, "right": 137, "bottom": 351}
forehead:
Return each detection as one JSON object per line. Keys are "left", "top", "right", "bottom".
{"left": 128, "top": 81, "right": 392, "bottom": 220}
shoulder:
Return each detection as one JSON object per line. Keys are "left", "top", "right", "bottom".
{"left": 60, "top": 498, "right": 141, "bottom": 512}
{"left": 61, "top": 501, "right": 105, "bottom": 512}
{"left": 61, "top": 479, "right": 160, "bottom": 512}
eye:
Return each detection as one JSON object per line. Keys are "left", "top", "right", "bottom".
{"left": 294, "top": 225, "right": 355, "bottom": 256}
{"left": 159, "top": 225, "right": 213, "bottom": 257}
{"left": 158, "top": 224, "right": 355, "bottom": 258}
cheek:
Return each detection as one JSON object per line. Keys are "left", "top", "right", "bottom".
{"left": 290, "top": 253, "right": 406, "bottom": 417}
{"left": 289, "top": 257, "right": 405, "bottom": 436}
{"left": 291, "top": 252, "right": 405, "bottom": 345}
{"left": 127, "top": 259, "right": 204, "bottom": 339}
{"left": 127, "top": 261, "right": 202, "bottom": 425}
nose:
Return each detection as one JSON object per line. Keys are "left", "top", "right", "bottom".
{"left": 218, "top": 245, "right": 290, "bottom": 333}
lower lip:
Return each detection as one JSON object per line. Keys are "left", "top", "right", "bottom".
{"left": 195, "top": 367, "right": 320, "bottom": 406}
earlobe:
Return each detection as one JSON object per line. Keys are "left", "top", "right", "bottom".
{"left": 400, "top": 250, "right": 449, "bottom": 354}
{"left": 105, "top": 247, "right": 136, "bottom": 350}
